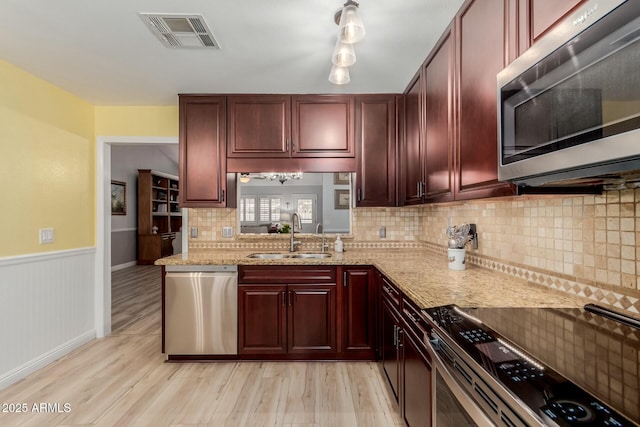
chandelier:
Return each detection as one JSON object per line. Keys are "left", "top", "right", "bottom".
{"left": 239, "top": 172, "right": 304, "bottom": 184}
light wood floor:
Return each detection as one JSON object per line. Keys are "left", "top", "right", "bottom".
{"left": 0, "top": 265, "right": 403, "bottom": 427}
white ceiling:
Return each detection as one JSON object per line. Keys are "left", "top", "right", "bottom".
{"left": 0, "top": 0, "right": 464, "bottom": 106}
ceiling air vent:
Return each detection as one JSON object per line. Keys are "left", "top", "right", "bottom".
{"left": 139, "top": 13, "right": 220, "bottom": 49}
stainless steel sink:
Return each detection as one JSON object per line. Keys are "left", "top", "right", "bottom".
{"left": 247, "top": 252, "right": 332, "bottom": 259}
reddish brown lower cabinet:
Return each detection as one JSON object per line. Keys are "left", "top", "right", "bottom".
{"left": 381, "top": 298, "right": 403, "bottom": 402}
{"left": 237, "top": 266, "right": 338, "bottom": 359}
{"left": 288, "top": 285, "right": 336, "bottom": 354}
{"left": 341, "top": 267, "right": 376, "bottom": 358}
{"left": 238, "top": 285, "right": 287, "bottom": 354}
{"left": 402, "top": 327, "right": 432, "bottom": 427}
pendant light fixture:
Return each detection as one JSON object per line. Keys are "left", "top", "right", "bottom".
{"left": 328, "top": 0, "right": 364, "bottom": 85}
{"left": 331, "top": 40, "right": 356, "bottom": 67}
{"left": 336, "top": 0, "right": 365, "bottom": 44}
{"left": 328, "top": 65, "right": 350, "bottom": 85}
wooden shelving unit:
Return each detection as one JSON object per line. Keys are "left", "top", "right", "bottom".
{"left": 138, "top": 169, "right": 181, "bottom": 264}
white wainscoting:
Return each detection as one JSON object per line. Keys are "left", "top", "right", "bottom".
{"left": 0, "top": 247, "right": 96, "bottom": 390}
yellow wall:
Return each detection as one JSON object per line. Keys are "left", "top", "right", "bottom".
{"left": 0, "top": 60, "right": 179, "bottom": 257}
{"left": 0, "top": 61, "right": 95, "bottom": 257}
{"left": 95, "top": 106, "right": 178, "bottom": 137}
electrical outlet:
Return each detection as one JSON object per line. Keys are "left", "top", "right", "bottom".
{"left": 190, "top": 227, "right": 198, "bottom": 238}
{"left": 379, "top": 226, "right": 386, "bottom": 239}
{"left": 39, "top": 228, "right": 54, "bottom": 244}
{"left": 222, "top": 226, "right": 233, "bottom": 238}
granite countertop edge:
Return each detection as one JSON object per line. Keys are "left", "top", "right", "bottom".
{"left": 156, "top": 248, "right": 585, "bottom": 310}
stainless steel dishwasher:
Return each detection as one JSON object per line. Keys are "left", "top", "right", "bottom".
{"left": 164, "top": 265, "right": 238, "bottom": 355}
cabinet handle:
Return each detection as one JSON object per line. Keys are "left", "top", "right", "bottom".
{"left": 343, "top": 271, "right": 348, "bottom": 287}
{"left": 357, "top": 188, "right": 361, "bottom": 202}
{"left": 397, "top": 329, "right": 403, "bottom": 348}
{"left": 288, "top": 290, "right": 293, "bottom": 306}
{"left": 220, "top": 190, "right": 225, "bottom": 202}
{"left": 285, "top": 139, "right": 289, "bottom": 152}
{"left": 282, "top": 291, "right": 286, "bottom": 306}
{"left": 393, "top": 325, "right": 397, "bottom": 346}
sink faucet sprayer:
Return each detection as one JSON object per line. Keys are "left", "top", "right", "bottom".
{"left": 316, "top": 223, "right": 328, "bottom": 253}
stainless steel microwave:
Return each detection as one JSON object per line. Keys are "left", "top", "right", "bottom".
{"left": 497, "top": 0, "right": 640, "bottom": 188}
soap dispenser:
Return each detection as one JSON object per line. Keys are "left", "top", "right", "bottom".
{"left": 335, "top": 235, "right": 343, "bottom": 253}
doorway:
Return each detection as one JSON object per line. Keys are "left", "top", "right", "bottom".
{"left": 95, "top": 136, "right": 179, "bottom": 338}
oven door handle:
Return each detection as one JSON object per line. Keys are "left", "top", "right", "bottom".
{"left": 426, "top": 339, "right": 495, "bottom": 427}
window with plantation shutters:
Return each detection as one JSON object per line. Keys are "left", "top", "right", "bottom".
{"left": 259, "top": 197, "right": 281, "bottom": 222}
{"left": 239, "top": 196, "right": 256, "bottom": 223}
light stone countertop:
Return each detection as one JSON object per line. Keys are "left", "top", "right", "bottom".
{"left": 156, "top": 248, "right": 585, "bottom": 309}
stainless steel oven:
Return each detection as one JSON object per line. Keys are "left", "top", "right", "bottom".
{"left": 422, "top": 305, "right": 640, "bottom": 427}
{"left": 497, "top": 0, "right": 640, "bottom": 187}
{"left": 424, "top": 336, "right": 493, "bottom": 426}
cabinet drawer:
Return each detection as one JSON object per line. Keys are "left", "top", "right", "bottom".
{"left": 238, "top": 265, "right": 336, "bottom": 284}
{"left": 381, "top": 276, "right": 402, "bottom": 308}
{"left": 402, "top": 296, "right": 430, "bottom": 346}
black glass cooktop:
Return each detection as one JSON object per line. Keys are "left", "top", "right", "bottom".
{"left": 423, "top": 305, "right": 640, "bottom": 427}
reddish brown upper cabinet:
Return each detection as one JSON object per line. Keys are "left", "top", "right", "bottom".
{"left": 507, "top": 0, "right": 588, "bottom": 63}
{"left": 530, "top": 0, "right": 586, "bottom": 43}
{"left": 340, "top": 267, "right": 376, "bottom": 358}
{"left": 423, "top": 24, "right": 455, "bottom": 203}
{"left": 179, "top": 95, "right": 235, "bottom": 208}
{"left": 355, "top": 95, "right": 398, "bottom": 207}
{"left": 227, "top": 95, "right": 291, "bottom": 158}
{"left": 401, "top": 73, "right": 425, "bottom": 206}
{"left": 292, "top": 95, "right": 355, "bottom": 158}
{"left": 455, "top": 0, "right": 515, "bottom": 200}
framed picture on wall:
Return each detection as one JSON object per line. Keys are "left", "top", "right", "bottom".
{"left": 111, "top": 180, "right": 126, "bottom": 215}
{"left": 334, "top": 189, "right": 350, "bottom": 210}
{"left": 333, "top": 172, "right": 350, "bottom": 185}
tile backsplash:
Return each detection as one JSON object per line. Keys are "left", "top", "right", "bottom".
{"left": 187, "top": 189, "right": 639, "bottom": 307}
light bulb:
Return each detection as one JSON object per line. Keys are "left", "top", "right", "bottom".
{"left": 328, "top": 65, "right": 350, "bottom": 85}
{"left": 338, "top": 4, "right": 365, "bottom": 44}
{"left": 331, "top": 40, "right": 356, "bottom": 67}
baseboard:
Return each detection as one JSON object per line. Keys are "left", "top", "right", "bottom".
{"left": 111, "top": 260, "right": 137, "bottom": 272}
{"left": 0, "top": 330, "right": 95, "bottom": 391}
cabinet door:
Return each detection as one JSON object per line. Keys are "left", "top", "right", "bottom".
{"left": 424, "top": 26, "right": 455, "bottom": 203}
{"left": 401, "top": 73, "right": 424, "bottom": 205}
{"left": 530, "top": 0, "right": 585, "bottom": 43}
{"left": 341, "top": 267, "right": 376, "bottom": 357}
{"left": 238, "top": 285, "right": 287, "bottom": 354}
{"left": 291, "top": 95, "right": 355, "bottom": 158}
{"left": 179, "top": 95, "right": 228, "bottom": 207}
{"left": 288, "top": 284, "right": 337, "bottom": 353}
{"left": 227, "top": 95, "right": 291, "bottom": 158}
{"left": 456, "top": 0, "right": 515, "bottom": 200}
{"left": 402, "top": 328, "right": 432, "bottom": 427}
{"left": 355, "top": 95, "right": 397, "bottom": 207}
{"left": 381, "top": 299, "right": 402, "bottom": 402}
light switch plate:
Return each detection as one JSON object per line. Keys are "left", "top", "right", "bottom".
{"left": 222, "top": 226, "right": 233, "bottom": 238}
{"left": 39, "top": 228, "right": 54, "bottom": 244}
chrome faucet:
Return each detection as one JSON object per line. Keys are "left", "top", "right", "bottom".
{"left": 290, "top": 212, "right": 302, "bottom": 252}
{"left": 316, "top": 223, "right": 328, "bottom": 253}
